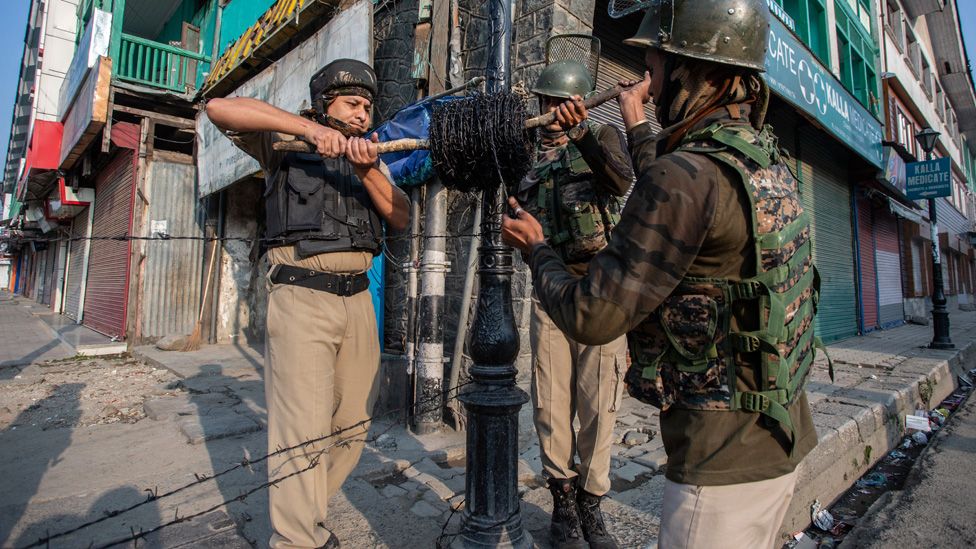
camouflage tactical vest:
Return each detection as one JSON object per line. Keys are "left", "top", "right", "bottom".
{"left": 623, "top": 122, "right": 830, "bottom": 453}
{"left": 517, "top": 132, "right": 623, "bottom": 264}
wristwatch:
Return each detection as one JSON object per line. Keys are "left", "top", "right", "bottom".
{"left": 567, "top": 123, "right": 588, "bottom": 141}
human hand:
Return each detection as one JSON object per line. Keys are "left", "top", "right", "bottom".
{"left": 501, "top": 197, "right": 546, "bottom": 254}
{"left": 346, "top": 133, "right": 380, "bottom": 174}
{"left": 618, "top": 71, "right": 652, "bottom": 107}
{"left": 617, "top": 71, "right": 652, "bottom": 130}
{"left": 304, "top": 123, "right": 346, "bottom": 158}
{"left": 552, "top": 95, "right": 588, "bottom": 132}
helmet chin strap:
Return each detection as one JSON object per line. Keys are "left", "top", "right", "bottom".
{"left": 308, "top": 98, "right": 368, "bottom": 138}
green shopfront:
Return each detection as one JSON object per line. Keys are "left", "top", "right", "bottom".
{"left": 763, "top": 9, "right": 885, "bottom": 343}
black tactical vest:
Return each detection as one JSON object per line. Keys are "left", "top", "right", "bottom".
{"left": 264, "top": 152, "right": 383, "bottom": 258}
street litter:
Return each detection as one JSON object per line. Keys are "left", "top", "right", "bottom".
{"left": 911, "top": 431, "right": 929, "bottom": 445}
{"left": 900, "top": 438, "right": 913, "bottom": 449}
{"left": 856, "top": 472, "right": 888, "bottom": 488}
{"left": 811, "top": 500, "right": 835, "bottom": 531}
{"left": 888, "top": 450, "right": 908, "bottom": 460}
{"left": 905, "top": 414, "right": 931, "bottom": 431}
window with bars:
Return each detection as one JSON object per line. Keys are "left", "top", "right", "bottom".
{"left": 835, "top": 0, "right": 880, "bottom": 113}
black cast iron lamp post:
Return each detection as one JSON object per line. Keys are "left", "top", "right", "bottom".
{"left": 915, "top": 127, "right": 953, "bottom": 349}
{"left": 452, "top": 0, "right": 532, "bottom": 545}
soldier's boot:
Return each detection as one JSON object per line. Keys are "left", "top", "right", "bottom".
{"left": 548, "top": 478, "right": 589, "bottom": 549}
{"left": 577, "top": 490, "right": 619, "bottom": 549}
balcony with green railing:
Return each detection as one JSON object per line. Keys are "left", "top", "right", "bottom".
{"left": 116, "top": 34, "right": 211, "bottom": 93}
{"left": 75, "top": 0, "right": 217, "bottom": 94}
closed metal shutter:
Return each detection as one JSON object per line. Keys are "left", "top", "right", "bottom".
{"left": 591, "top": 6, "right": 660, "bottom": 204}
{"left": 797, "top": 127, "right": 858, "bottom": 343}
{"left": 42, "top": 243, "right": 58, "bottom": 306}
{"left": 875, "top": 207, "right": 903, "bottom": 327}
{"left": 591, "top": 6, "right": 661, "bottom": 139}
{"left": 590, "top": 5, "right": 661, "bottom": 139}
{"left": 34, "top": 248, "right": 48, "bottom": 302}
{"left": 64, "top": 207, "right": 91, "bottom": 321}
{"left": 140, "top": 159, "right": 204, "bottom": 339}
{"left": 84, "top": 152, "right": 135, "bottom": 340}
{"left": 856, "top": 195, "right": 878, "bottom": 332}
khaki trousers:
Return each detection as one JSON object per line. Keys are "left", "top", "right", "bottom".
{"left": 530, "top": 299, "right": 628, "bottom": 496}
{"left": 658, "top": 470, "right": 798, "bottom": 549}
{"left": 265, "top": 248, "right": 380, "bottom": 549}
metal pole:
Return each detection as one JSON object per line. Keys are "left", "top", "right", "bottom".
{"left": 454, "top": 0, "right": 531, "bottom": 543}
{"left": 414, "top": 179, "right": 450, "bottom": 434}
{"left": 447, "top": 194, "right": 482, "bottom": 430}
{"left": 927, "top": 147, "right": 953, "bottom": 349}
{"left": 405, "top": 188, "right": 422, "bottom": 420}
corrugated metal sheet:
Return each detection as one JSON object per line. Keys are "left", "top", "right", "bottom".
{"left": 797, "top": 127, "right": 858, "bottom": 343}
{"left": 84, "top": 152, "right": 135, "bottom": 340}
{"left": 856, "top": 195, "right": 878, "bottom": 332}
{"left": 140, "top": 158, "right": 204, "bottom": 339}
{"left": 64, "top": 207, "right": 91, "bottom": 320}
{"left": 875, "top": 207, "right": 903, "bottom": 327}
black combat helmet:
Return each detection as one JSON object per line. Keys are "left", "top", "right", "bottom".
{"left": 309, "top": 58, "right": 378, "bottom": 102}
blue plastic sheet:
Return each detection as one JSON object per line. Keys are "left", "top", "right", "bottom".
{"left": 373, "top": 97, "right": 458, "bottom": 188}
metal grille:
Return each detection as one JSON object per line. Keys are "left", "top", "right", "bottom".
{"left": 545, "top": 34, "right": 602, "bottom": 88}
{"left": 608, "top": 0, "right": 652, "bottom": 19}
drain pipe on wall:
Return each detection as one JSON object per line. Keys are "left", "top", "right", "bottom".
{"left": 405, "top": 187, "right": 422, "bottom": 420}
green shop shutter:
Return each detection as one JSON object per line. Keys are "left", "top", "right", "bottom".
{"left": 796, "top": 127, "right": 858, "bottom": 342}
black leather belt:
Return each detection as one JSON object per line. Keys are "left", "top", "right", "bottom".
{"left": 271, "top": 265, "right": 370, "bottom": 296}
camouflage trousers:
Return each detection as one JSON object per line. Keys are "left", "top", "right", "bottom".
{"left": 530, "top": 298, "right": 628, "bottom": 496}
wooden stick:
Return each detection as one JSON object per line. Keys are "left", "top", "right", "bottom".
{"left": 524, "top": 84, "right": 625, "bottom": 129}
{"left": 273, "top": 138, "right": 430, "bottom": 153}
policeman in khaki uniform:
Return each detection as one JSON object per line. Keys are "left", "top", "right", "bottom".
{"left": 504, "top": 2, "right": 822, "bottom": 548}
{"left": 206, "top": 59, "right": 409, "bottom": 549}
{"left": 512, "top": 59, "right": 634, "bottom": 549}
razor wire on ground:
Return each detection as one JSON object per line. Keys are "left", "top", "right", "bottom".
{"left": 18, "top": 379, "right": 479, "bottom": 549}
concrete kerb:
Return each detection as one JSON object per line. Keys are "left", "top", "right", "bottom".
{"left": 779, "top": 334, "right": 976, "bottom": 539}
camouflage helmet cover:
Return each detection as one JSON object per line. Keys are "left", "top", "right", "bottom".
{"left": 531, "top": 60, "right": 596, "bottom": 99}
{"left": 623, "top": 0, "right": 771, "bottom": 72}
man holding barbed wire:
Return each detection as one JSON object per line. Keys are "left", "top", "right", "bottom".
{"left": 206, "top": 58, "right": 409, "bottom": 549}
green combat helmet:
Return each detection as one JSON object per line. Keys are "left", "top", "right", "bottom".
{"left": 623, "top": 0, "right": 770, "bottom": 72}
{"left": 531, "top": 60, "right": 595, "bottom": 99}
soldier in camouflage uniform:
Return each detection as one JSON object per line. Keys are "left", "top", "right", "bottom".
{"left": 513, "top": 59, "right": 633, "bottom": 549}
{"left": 503, "top": 2, "right": 823, "bottom": 547}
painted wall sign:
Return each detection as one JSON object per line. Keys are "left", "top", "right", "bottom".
{"left": 196, "top": 1, "right": 371, "bottom": 196}
{"left": 883, "top": 146, "right": 907, "bottom": 193}
{"left": 765, "top": 17, "right": 884, "bottom": 168}
{"left": 58, "top": 9, "right": 111, "bottom": 120}
{"left": 202, "top": 0, "right": 306, "bottom": 92}
{"left": 60, "top": 57, "right": 112, "bottom": 170}
{"left": 906, "top": 157, "right": 951, "bottom": 200}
